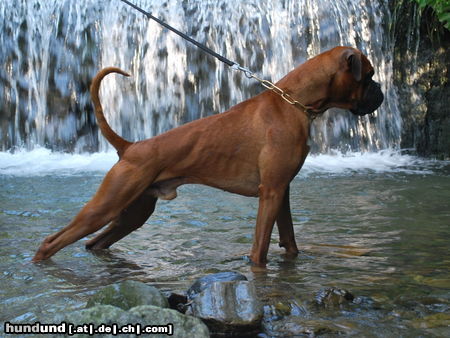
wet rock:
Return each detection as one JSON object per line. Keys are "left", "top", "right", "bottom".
{"left": 186, "top": 281, "right": 262, "bottom": 336}
{"left": 53, "top": 305, "right": 139, "bottom": 338}
{"left": 86, "top": 280, "right": 169, "bottom": 310}
{"left": 392, "top": 1, "right": 450, "bottom": 159}
{"left": 129, "top": 305, "right": 210, "bottom": 338}
{"left": 315, "top": 287, "right": 355, "bottom": 307}
{"left": 53, "top": 304, "right": 209, "bottom": 338}
{"left": 274, "top": 302, "right": 292, "bottom": 316}
{"left": 263, "top": 301, "right": 309, "bottom": 324}
{"left": 187, "top": 271, "right": 247, "bottom": 300}
{"left": 167, "top": 292, "right": 188, "bottom": 313}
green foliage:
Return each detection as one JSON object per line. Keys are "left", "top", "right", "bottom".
{"left": 413, "top": 0, "right": 450, "bottom": 30}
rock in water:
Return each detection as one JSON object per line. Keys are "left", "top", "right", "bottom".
{"left": 315, "top": 287, "right": 355, "bottom": 307}
{"left": 129, "top": 305, "right": 210, "bottom": 338}
{"left": 54, "top": 304, "right": 209, "bottom": 338}
{"left": 53, "top": 305, "right": 139, "bottom": 338}
{"left": 167, "top": 292, "right": 189, "bottom": 313}
{"left": 186, "top": 281, "right": 263, "bottom": 335}
{"left": 86, "top": 280, "right": 169, "bottom": 310}
{"left": 187, "top": 271, "right": 248, "bottom": 300}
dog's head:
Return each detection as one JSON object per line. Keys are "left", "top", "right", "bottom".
{"left": 328, "top": 47, "right": 384, "bottom": 116}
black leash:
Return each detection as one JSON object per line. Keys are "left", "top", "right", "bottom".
{"left": 120, "top": 0, "right": 235, "bottom": 67}
{"left": 119, "top": 0, "right": 315, "bottom": 116}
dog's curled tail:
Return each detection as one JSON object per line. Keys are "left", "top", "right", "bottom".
{"left": 90, "top": 67, "right": 132, "bottom": 156}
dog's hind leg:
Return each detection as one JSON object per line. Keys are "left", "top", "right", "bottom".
{"left": 86, "top": 192, "right": 157, "bottom": 250}
{"left": 32, "top": 161, "right": 155, "bottom": 262}
{"left": 276, "top": 186, "right": 299, "bottom": 256}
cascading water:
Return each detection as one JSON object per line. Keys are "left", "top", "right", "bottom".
{"left": 0, "top": 0, "right": 401, "bottom": 153}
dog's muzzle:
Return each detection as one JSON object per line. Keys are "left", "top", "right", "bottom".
{"left": 351, "top": 80, "right": 384, "bottom": 116}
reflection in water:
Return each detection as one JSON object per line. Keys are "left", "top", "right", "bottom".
{"left": 1, "top": 164, "right": 449, "bottom": 335}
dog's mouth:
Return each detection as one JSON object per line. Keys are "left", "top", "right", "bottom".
{"left": 350, "top": 80, "right": 384, "bottom": 116}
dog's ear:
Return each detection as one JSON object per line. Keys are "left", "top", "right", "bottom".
{"left": 343, "top": 49, "right": 362, "bottom": 82}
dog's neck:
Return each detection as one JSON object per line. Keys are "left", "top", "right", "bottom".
{"left": 276, "top": 59, "right": 333, "bottom": 115}
{"left": 274, "top": 58, "right": 335, "bottom": 148}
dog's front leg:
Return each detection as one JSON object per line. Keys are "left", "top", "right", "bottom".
{"left": 276, "top": 186, "right": 299, "bottom": 256}
{"left": 250, "top": 184, "right": 288, "bottom": 266}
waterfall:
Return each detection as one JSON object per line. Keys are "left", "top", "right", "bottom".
{"left": 0, "top": 0, "right": 400, "bottom": 153}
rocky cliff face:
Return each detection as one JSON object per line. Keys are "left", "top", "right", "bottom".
{"left": 391, "top": 2, "right": 450, "bottom": 159}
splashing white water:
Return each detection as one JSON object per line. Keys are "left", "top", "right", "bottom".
{"left": 301, "top": 150, "right": 441, "bottom": 176}
{"left": 0, "top": 148, "right": 118, "bottom": 176}
{"left": 0, "top": 148, "right": 443, "bottom": 177}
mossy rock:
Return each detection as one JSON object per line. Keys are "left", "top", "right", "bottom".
{"left": 129, "top": 305, "right": 210, "bottom": 338}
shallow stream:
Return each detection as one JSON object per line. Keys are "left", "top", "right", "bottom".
{"left": 1, "top": 150, "right": 449, "bottom": 336}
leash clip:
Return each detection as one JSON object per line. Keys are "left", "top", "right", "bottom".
{"left": 231, "top": 63, "right": 254, "bottom": 79}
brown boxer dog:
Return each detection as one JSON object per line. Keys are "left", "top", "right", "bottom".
{"left": 33, "top": 46, "right": 383, "bottom": 265}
